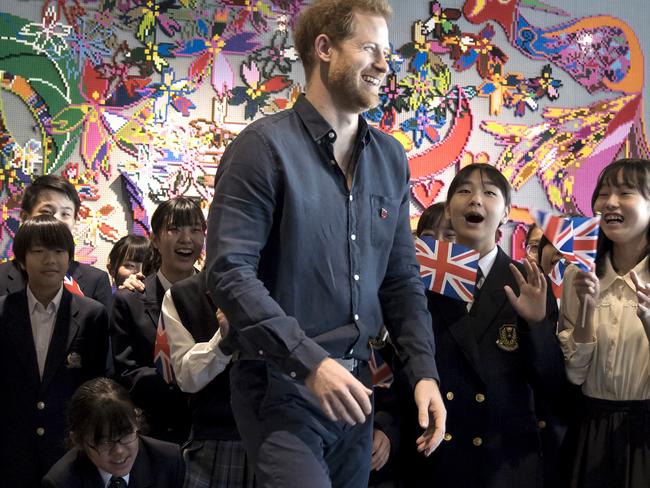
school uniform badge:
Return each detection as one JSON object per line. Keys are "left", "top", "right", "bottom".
{"left": 496, "top": 324, "right": 519, "bottom": 352}
{"left": 66, "top": 352, "right": 82, "bottom": 368}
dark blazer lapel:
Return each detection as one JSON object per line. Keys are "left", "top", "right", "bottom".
{"left": 6, "top": 260, "right": 26, "bottom": 294}
{"left": 431, "top": 293, "right": 486, "bottom": 384}
{"left": 470, "top": 248, "right": 511, "bottom": 343}
{"left": 4, "top": 290, "right": 40, "bottom": 383}
{"left": 129, "top": 437, "right": 154, "bottom": 487}
{"left": 77, "top": 450, "right": 105, "bottom": 488}
{"left": 41, "top": 289, "right": 79, "bottom": 392}
{"left": 143, "top": 275, "right": 164, "bottom": 331}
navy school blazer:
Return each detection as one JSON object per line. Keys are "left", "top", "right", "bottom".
{"left": 0, "top": 288, "right": 109, "bottom": 488}
{"left": 110, "top": 274, "right": 190, "bottom": 444}
{"left": 400, "top": 247, "right": 566, "bottom": 488}
{"left": 42, "top": 435, "right": 185, "bottom": 488}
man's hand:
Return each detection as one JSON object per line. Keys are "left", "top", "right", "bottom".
{"left": 119, "top": 272, "right": 146, "bottom": 293}
{"left": 414, "top": 378, "right": 446, "bottom": 457}
{"left": 216, "top": 309, "right": 229, "bottom": 338}
{"left": 371, "top": 428, "right": 391, "bottom": 471}
{"left": 504, "top": 259, "right": 547, "bottom": 323}
{"left": 305, "top": 358, "right": 372, "bottom": 426}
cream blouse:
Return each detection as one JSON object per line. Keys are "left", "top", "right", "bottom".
{"left": 558, "top": 255, "right": 650, "bottom": 400}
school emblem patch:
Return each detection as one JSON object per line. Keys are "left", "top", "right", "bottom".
{"left": 66, "top": 352, "right": 82, "bottom": 369}
{"left": 496, "top": 324, "right": 519, "bottom": 352}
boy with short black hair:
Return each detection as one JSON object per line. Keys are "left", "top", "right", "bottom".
{"left": 0, "top": 215, "right": 109, "bottom": 488}
{"left": 0, "top": 174, "right": 112, "bottom": 307}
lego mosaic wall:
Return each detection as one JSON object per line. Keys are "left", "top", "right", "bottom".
{"left": 1, "top": 0, "right": 648, "bottom": 266}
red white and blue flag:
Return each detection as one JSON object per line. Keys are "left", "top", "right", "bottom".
{"left": 369, "top": 348, "right": 393, "bottom": 387}
{"left": 568, "top": 216, "right": 600, "bottom": 272}
{"left": 534, "top": 210, "right": 574, "bottom": 255}
{"left": 549, "top": 258, "right": 569, "bottom": 306}
{"left": 63, "top": 275, "right": 84, "bottom": 296}
{"left": 415, "top": 236, "right": 480, "bottom": 302}
{"left": 154, "top": 315, "right": 175, "bottom": 384}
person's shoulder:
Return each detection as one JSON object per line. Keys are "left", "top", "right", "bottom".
{"left": 236, "top": 108, "right": 297, "bottom": 139}
{"left": 42, "top": 448, "right": 85, "bottom": 487}
{"left": 140, "top": 434, "right": 182, "bottom": 461}
{"left": 367, "top": 125, "right": 406, "bottom": 152}
{"left": 74, "top": 261, "right": 109, "bottom": 279}
{"left": 70, "top": 291, "right": 107, "bottom": 315}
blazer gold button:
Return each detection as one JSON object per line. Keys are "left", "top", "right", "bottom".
{"left": 538, "top": 420, "right": 547, "bottom": 429}
{"left": 36, "top": 401, "right": 45, "bottom": 410}
{"left": 475, "top": 393, "right": 485, "bottom": 403}
{"left": 444, "top": 433, "right": 452, "bottom": 441}
{"left": 472, "top": 437, "right": 482, "bottom": 446}
{"left": 36, "top": 427, "right": 45, "bottom": 436}
{"left": 446, "top": 392, "right": 454, "bottom": 400}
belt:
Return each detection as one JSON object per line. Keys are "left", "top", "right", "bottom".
{"left": 333, "top": 357, "right": 359, "bottom": 372}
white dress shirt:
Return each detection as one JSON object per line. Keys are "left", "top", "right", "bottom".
{"left": 558, "top": 255, "right": 650, "bottom": 400}
{"left": 98, "top": 469, "right": 130, "bottom": 487}
{"left": 26, "top": 284, "right": 63, "bottom": 378}
{"left": 161, "top": 288, "right": 231, "bottom": 394}
{"left": 468, "top": 246, "right": 498, "bottom": 311}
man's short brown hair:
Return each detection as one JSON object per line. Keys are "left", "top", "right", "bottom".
{"left": 293, "top": 0, "right": 392, "bottom": 79}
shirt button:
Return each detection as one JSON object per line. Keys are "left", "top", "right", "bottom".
{"left": 36, "top": 427, "right": 45, "bottom": 436}
{"left": 258, "top": 350, "right": 264, "bottom": 356}
{"left": 349, "top": 195, "right": 353, "bottom": 201}
{"left": 329, "top": 159, "right": 336, "bottom": 166}
{"left": 36, "top": 401, "right": 45, "bottom": 410}
{"left": 444, "top": 433, "right": 452, "bottom": 441}
{"left": 290, "top": 371, "right": 296, "bottom": 378}
{"left": 538, "top": 420, "right": 547, "bottom": 429}
{"left": 446, "top": 392, "right": 454, "bottom": 401}
{"left": 354, "top": 274, "right": 359, "bottom": 281}
{"left": 472, "top": 437, "right": 483, "bottom": 447}
{"left": 354, "top": 314, "right": 359, "bottom": 321}
{"left": 475, "top": 393, "right": 485, "bottom": 403}
{"left": 351, "top": 234, "right": 356, "bottom": 240}
{"left": 328, "top": 132, "right": 335, "bottom": 139}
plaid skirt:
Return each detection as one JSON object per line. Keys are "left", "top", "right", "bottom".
{"left": 183, "top": 439, "right": 255, "bottom": 488}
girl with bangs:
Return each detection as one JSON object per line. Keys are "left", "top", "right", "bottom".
{"left": 43, "top": 377, "right": 184, "bottom": 487}
{"left": 107, "top": 235, "right": 150, "bottom": 290}
{"left": 111, "top": 197, "right": 206, "bottom": 445}
{"left": 558, "top": 158, "right": 650, "bottom": 487}
{"left": 0, "top": 215, "right": 108, "bottom": 488}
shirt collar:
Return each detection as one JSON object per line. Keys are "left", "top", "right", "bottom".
{"left": 98, "top": 468, "right": 130, "bottom": 487}
{"left": 293, "top": 94, "right": 370, "bottom": 146}
{"left": 600, "top": 253, "right": 650, "bottom": 292}
{"left": 156, "top": 268, "right": 197, "bottom": 292}
{"left": 478, "top": 246, "right": 499, "bottom": 279}
{"left": 26, "top": 284, "right": 63, "bottom": 314}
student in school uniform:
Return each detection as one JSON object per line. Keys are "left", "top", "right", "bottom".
{"left": 106, "top": 235, "right": 150, "bottom": 290}
{"left": 400, "top": 163, "right": 566, "bottom": 488}
{"left": 111, "top": 197, "right": 205, "bottom": 445}
{"left": 0, "top": 215, "right": 109, "bottom": 488}
{"left": 162, "top": 271, "right": 256, "bottom": 487}
{"left": 42, "top": 377, "right": 184, "bottom": 488}
{"left": 0, "top": 175, "right": 112, "bottom": 306}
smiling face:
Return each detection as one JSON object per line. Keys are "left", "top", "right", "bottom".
{"left": 540, "top": 242, "right": 563, "bottom": 275}
{"left": 326, "top": 11, "right": 389, "bottom": 114}
{"left": 85, "top": 430, "right": 139, "bottom": 478}
{"left": 152, "top": 222, "right": 205, "bottom": 283}
{"left": 446, "top": 168, "right": 510, "bottom": 256}
{"left": 593, "top": 169, "right": 650, "bottom": 249}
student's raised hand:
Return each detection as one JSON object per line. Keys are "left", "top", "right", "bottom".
{"left": 504, "top": 259, "right": 547, "bottom": 323}
{"left": 414, "top": 378, "right": 446, "bottom": 457}
{"left": 119, "top": 272, "right": 146, "bottom": 293}
{"left": 572, "top": 269, "right": 600, "bottom": 309}
{"left": 305, "top": 358, "right": 373, "bottom": 426}
{"left": 630, "top": 270, "right": 650, "bottom": 341}
{"left": 371, "top": 428, "right": 391, "bottom": 471}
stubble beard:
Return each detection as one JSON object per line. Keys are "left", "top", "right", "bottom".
{"left": 329, "top": 63, "right": 380, "bottom": 114}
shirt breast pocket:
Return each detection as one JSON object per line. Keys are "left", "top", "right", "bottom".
{"left": 370, "top": 194, "right": 400, "bottom": 247}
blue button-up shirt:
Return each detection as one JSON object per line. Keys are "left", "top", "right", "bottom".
{"left": 206, "top": 95, "right": 438, "bottom": 386}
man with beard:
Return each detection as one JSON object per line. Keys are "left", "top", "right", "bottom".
{"left": 205, "top": 1, "right": 446, "bottom": 486}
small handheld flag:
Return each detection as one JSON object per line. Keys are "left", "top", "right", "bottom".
{"left": 415, "top": 236, "right": 480, "bottom": 302}
{"left": 154, "top": 315, "right": 175, "bottom": 384}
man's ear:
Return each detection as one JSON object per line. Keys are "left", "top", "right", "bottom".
{"left": 314, "top": 33, "right": 334, "bottom": 63}
{"left": 501, "top": 206, "right": 511, "bottom": 226}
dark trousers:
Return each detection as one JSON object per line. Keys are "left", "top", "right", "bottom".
{"left": 230, "top": 360, "right": 373, "bottom": 488}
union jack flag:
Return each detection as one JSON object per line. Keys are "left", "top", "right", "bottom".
{"left": 63, "top": 274, "right": 84, "bottom": 296}
{"left": 568, "top": 216, "right": 600, "bottom": 272}
{"left": 534, "top": 210, "right": 574, "bottom": 255}
{"left": 369, "top": 348, "right": 393, "bottom": 387}
{"left": 154, "top": 315, "right": 175, "bottom": 384}
{"left": 415, "top": 236, "right": 480, "bottom": 302}
{"left": 549, "top": 258, "right": 569, "bottom": 306}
